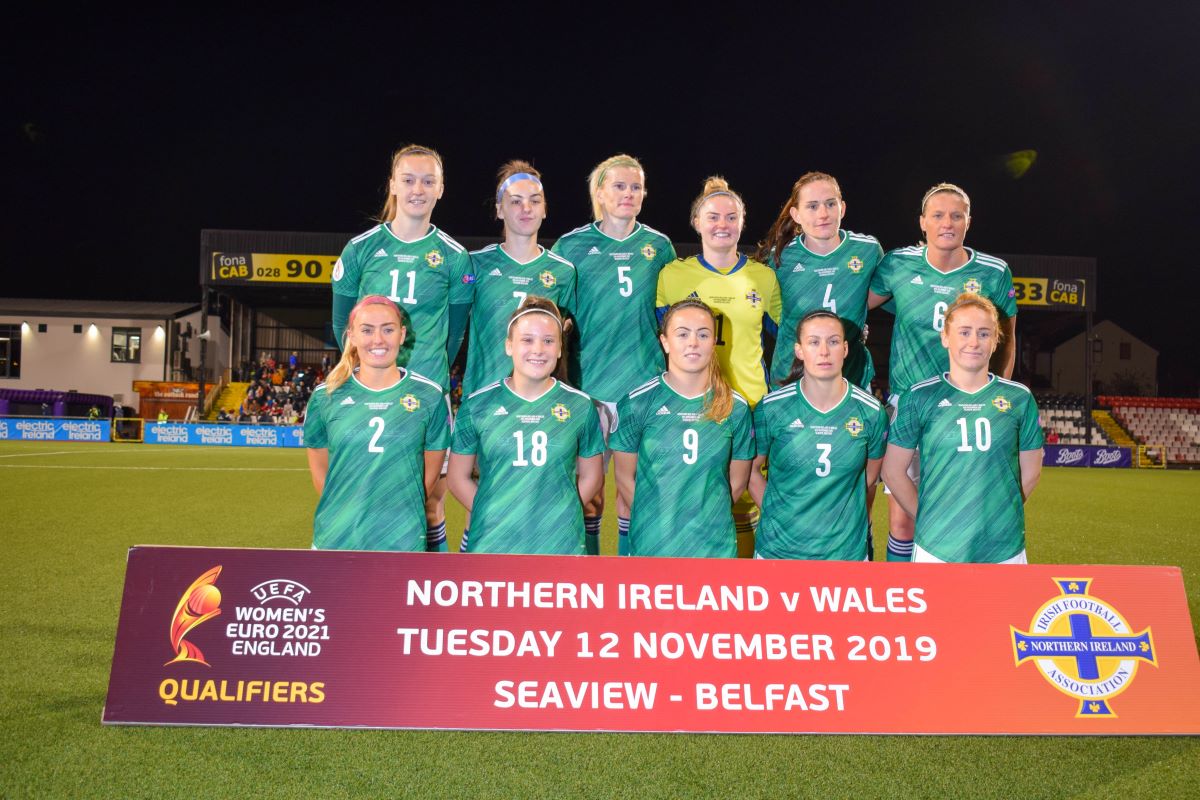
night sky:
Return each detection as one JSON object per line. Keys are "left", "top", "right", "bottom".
{"left": 6, "top": 6, "right": 1199, "bottom": 390}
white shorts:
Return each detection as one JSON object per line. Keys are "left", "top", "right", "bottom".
{"left": 441, "top": 449, "right": 450, "bottom": 477}
{"left": 913, "top": 544, "right": 1027, "bottom": 564}
{"left": 596, "top": 400, "right": 619, "bottom": 472}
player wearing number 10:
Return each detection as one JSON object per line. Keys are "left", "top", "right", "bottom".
{"left": 305, "top": 296, "right": 451, "bottom": 551}
{"left": 463, "top": 161, "right": 577, "bottom": 396}
{"left": 882, "top": 294, "right": 1043, "bottom": 563}
{"left": 611, "top": 300, "right": 755, "bottom": 558}
{"left": 448, "top": 297, "right": 604, "bottom": 554}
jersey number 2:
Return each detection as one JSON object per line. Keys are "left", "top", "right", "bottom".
{"left": 368, "top": 416, "right": 386, "bottom": 453}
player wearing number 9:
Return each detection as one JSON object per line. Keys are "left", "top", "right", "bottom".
{"left": 463, "top": 161, "right": 578, "bottom": 396}
{"left": 610, "top": 300, "right": 755, "bottom": 558}
{"left": 305, "top": 296, "right": 451, "bottom": 551}
{"left": 881, "top": 293, "right": 1043, "bottom": 563}
{"left": 749, "top": 310, "right": 888, "bottom": 560}
{"left": 448, "top": 297, "right": 604, "bottom": 554}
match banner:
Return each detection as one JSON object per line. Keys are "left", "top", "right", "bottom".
{"left": 1043, "top": 445, "right": 1132, "bottom": 468}
{"left": 0, "top": 417, "right": 110, "bottom": 442}
{"left": 144, "top": 423, "right": 303, "bottom": 448}
{"left": 103, "top": 547, "right": 1200, "bottom": 734}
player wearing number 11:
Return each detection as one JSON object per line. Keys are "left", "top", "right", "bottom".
{"left": 305, "top": 296, "right": 451, "bottom": 551}
{"left": 882, "top": 294, "right": 1043, "bottom": 563}
{"left": 448, "top": 297, "right": 604, "bottom": 554}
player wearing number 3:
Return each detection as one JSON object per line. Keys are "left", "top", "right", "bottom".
{"left": 448, "top": 297, "right": 604, "bottom": 554}
{"left": 610, "top": 300, "right": 755, "bottom": 558}
{"left": 881, "top": 294, "right": 1042, "bottom": 563}
{"left": 305, "top": 296, "right": 451, "bottom": 551}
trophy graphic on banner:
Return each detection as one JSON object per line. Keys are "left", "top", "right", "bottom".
{"left": 165, "top": 566, "right": 223, "bottom": 667}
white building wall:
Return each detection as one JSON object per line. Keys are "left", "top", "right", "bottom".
{"left": 1052, "top": 320, "right": 1158, "bottom": 396}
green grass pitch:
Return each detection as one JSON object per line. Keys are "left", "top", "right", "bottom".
{"left": 1, "top": 441, "right": 1197, "bottom": 799}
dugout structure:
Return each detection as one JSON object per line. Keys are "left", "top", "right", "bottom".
{"left": 198, "top": 231, "right": 1099, "bottom": 435}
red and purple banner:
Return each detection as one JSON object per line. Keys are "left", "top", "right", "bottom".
{"left": 1043, "top": 445, "right": 1133, "bottom": 468}
{"left": 103, "top": 547, "right": 1200, "bottom": 734}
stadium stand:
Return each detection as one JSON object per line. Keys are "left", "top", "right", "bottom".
{"left": 1100, "top": 396, "right": 1200, "bottom": 465}
{"left": 206, "top": 382, "right": 250, "bottom": 421}
{"left": 1034, "top": 393, "right": 1112, "bottom": 446}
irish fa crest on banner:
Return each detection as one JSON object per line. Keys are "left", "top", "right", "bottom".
{"left": 1011, "top": 578, "right": 1157, "bottom": 717}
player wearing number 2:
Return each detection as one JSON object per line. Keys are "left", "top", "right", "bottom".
{"left": 867, "top": 183, "right": 1018, "bottom": 561}
{"left": 881, "top": 293, "right": 1042, "bottom": 563}
{"left": 610, "top": 300, "right": 755, "bottom": 558}
{"left": 463, "top": 160, "right": 577, "bottom": 396}
{"left": 448, "top": 297, "right": 604, "bottom": 554}
{"left": 305, "top": 296, "right": 451, "bottom": 551}
{"left": 756, "top": 172, "right": 883, "bottom": 391}
{"left": 551, "top": 154, "right": 677, "bottom": 554}
{"left": 656, "top": 177, "right": 781, "bottom": 558}
{"left": 749, "top": 310, "right": 888, "bottom": 560}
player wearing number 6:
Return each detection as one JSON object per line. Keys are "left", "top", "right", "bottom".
{"left": 610, "top": 300, "right": 755, "bottom": 558}
{"left": 463, "top": 161, "right": 577, "bottom": 396}
{"left": 749, "top": 310, "right": 888, "bottom": 560}
{"left": 305, "top": 296, "right": 451, "bottom": 551}
{"left": 881, "top": 294, "right": 1043, "bottom": 563}
{"left": 448, "top": 297, "right": 604, "bottom": 554}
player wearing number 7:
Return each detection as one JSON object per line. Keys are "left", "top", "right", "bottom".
{"left": 305, "top": 296, "right": 451, "bottom": 551}
{"left": 463, "top": 160, "right": 578, "bottom": 396}
{"left": 881, "top": 293, "right": 1043, "bottom": 563}
{"left": 749, "top": 310, "right": 888, "bottom": 560}
{"left": 866, "top": 183, "right": 1018, "bottom": 561}
{"left": 610, "top": 300, "right": 755, "bottom": 558}
{"left": 448, "top": 297, "right": 604, "bottom": 554}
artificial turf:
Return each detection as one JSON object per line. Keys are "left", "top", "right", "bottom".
{"left": 1, "top": 441, "right": 1197, "bottom": 799}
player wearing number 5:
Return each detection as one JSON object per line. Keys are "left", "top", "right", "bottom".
{"left": 305, "top": 296, "right": 451, "bottom": 551}
{"left": 867, "top": 183, "right": 1018, "bottom": 561}
{"left": 610, "top": 300, "right": 755, "bottom": 558}
{"left": 448, "top": 298, "right": 604, "bottom": 554}
{"left": 463, "top": 161, "right": 577, "bottom": 396}
{"left": 881, "top": 294, "right": 1043, "bottom": 563}
{"left": 749, "top": 311, "right": 888, "bottom": 560}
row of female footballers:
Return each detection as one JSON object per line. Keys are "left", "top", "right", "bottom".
{"left": 305, "top": 145, "right": 1044, "bottom": 565}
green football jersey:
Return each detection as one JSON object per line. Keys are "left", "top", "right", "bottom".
{"left": 753, "top": 380, "right": 888, "bottom": 560}
{"left": 889, "top": 373, "right": 1043, "bottom": 563}
{"left": 452, "top": 379, "right": 604, "bottom": 554}
{"left": 462, "top": 244, "right": 577, "bottom": 395}
{"left": 769, "top": 230, "right": 883, "bottom": 390}
{"left": 331, "top": 224, "right": 473, "bottom": 386}
{"left": 551, "top": 222, "right": 677, "bottom": 403}
{"left": 869, "top": 246, "right": 1017, "bottom": 395}
{"left": 609, "top": 376, "right": 756, "bottom": 558}
{"left": 304, "top": 370, "right": 451, "bottom": 551}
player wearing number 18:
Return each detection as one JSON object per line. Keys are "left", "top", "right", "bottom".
{"left": 610, "top": 300, "right": 755, "bottom": 558}
{"left": 881, "top": 294, "right": 1043, "bottom": 563}
{"left": 448, "top": 297, "right": 604, "bottom": 555}
{"left": 749, "top": 311, "right": 888, "bottom": 560}
{"left": 305, "top": 296, "right": 451, "bottom": 551}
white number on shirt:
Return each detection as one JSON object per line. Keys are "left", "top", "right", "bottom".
{"left": 618, "top": 265, "right": 633, "bottom": 297}
{"left": 955, "top": 417, "right": 992, "bottom": 452}
{"left": 513, "top": 290, "right": 527, "bottom": 307}
{"left": 388, "top": 269, "right": 418, "bottom": 305}
{"left": 933, "top": 301, "right": 948, "bottom": 331}
{"left": 822, "top": 283, "right": 837, "bottom": 314}
{"left": 682, "top": 428, "right": 699, "bottom": 464}
{"left": 815, "top": 443, "right": 832, "bottom": 477}
{"left": 367, "top": 416, "right": 386, "bottom": 453}
{"left": 512, "top": 430, "right": 548, "bottom": 467}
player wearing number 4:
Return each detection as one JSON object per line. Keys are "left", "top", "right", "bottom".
{"left": 749, "top": 311, "right": 888, "bottom": 560}
{"left": 881, "top": 293, "right": 1042, "bottom": 563}
{"left": 448, "top": 297, "right": 604, "bottom": 554}
{"left": 330, "top": 145, "right": 472, "bottom": 553}
{"left": 463, "top": 161, "right": 578, "bottom": 397}
{"left": 656, "top": 177, "right": 781, "bottom": 558}
{"left": 551, "top": 154, "right": 677, "bottom": 555}
{"left": 610, "top": 300, "right": 755, "bottom": 558}
{"left": 305, "top": 296, "right": 451, "bottom": 551}
{"left": 867, "top": 183, "right": 1018, "bottom": 561}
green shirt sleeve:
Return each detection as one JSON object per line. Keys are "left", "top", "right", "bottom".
{"left": 868, "top": 404, "right": 889, "bottom": 459}
{"left": 451, "top": 398, "right": 479, "bottom": 455}
{"left": 608, "top": 393, "right": 642, "bottom": 453}
{"left": 731, "top": 399, "right": 756, "bottom": 461}
{"left": 1019, "top": 393, "right": 1045, "bottom": 451}
{"left": 304, "top": 389, "right": 329, "bottom": 449}
{"left": 889, "top": 391, "right": 921, "bottom": 450}
{"left": 425, "top": 392, "right": 452, "bottom": 451}
{"left": 579, "top": 401, "right": 605, "bottom": 458}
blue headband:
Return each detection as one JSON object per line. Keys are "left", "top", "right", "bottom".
{"left": 496, "top": 172, "right": 543, "bottom": 203}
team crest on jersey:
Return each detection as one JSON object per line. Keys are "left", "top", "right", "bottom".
{"left": 745, "top": 290, "right": 762, "bottom": 308}
{"left": 963, "top": 278, "right": 982, "bottom": 294}
{"left": 332, "top": 259, "right": 344, "bottom": 282}
{"left": 551, "top": 403, "right": 571, "bottom": 422}
{"left": 425, "top": 251, "right": 443, "bottom": 268}
{"left": 992, "top": 396, "right": 1011, "bottom": 413}
{"left": 847, "top": 256, "right": 864, "bottom": 274}
{"left": 844, "top": 417, "right": 864, "bottom": 437}
{"left": 540, "top": 270, "right": 556, "bottom": 288}
{"left": 641, "top": 244, "right": 657, "bottom": 260}
{"left": 400, "top": 394, "right": 420, "bottom": 412}
{"left": 1011, "top": 578, "right": 1156, "bottom": 718}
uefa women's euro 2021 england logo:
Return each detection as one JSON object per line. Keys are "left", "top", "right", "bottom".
{"left": 1011, "top": 578, "right": 1157, "bottom": 717}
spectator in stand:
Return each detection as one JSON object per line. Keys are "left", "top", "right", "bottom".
{"left": 157, "top": 409, "right": 169, "bottom": 423}
{"left": 217, "top": 408, "right": 233, "bottom": 422}
{"left": 1046, "top": 428, "right": 1059, "bottom": 444}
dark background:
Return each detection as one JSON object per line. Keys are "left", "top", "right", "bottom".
{"left": 5, "top": 4, "right": 1198, "bottom": 391}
